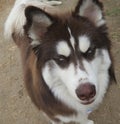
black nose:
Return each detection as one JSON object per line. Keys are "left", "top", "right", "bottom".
{"left": 76, "top": 83, "right": 96, "bottom": 101}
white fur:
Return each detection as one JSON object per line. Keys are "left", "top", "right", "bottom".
{"left": 51, "top": 121, "right": 63, "bottom": 124}
{"left": 42, "top": 48, "right": 111, "bottom": 124}
{"left": 28, "top": 31, "right": 38, "bottom": 41}
{"left": 88, "top": 120, "right": 94, "bottom": 124}
{"left": 30, "top": 40, "right": 40, "bottom": 46}
{"left": 55, "top": 110, "right": 96, "bottom": 124}
{"left": 28, "top": 12, "right": 53, "bottom": 42}
{"left": 55, "top": 114, "right": 94, "bottom": 124}
{"left": 32, "top": 13, "right": 52, "bottom": 24}
{"left": 79, "top": 0, "right": 105, "bottom": 27}
{"left": 6, "top": 0, "right": 111, "bottom": 123}
{"left": 56, "top": 41, "right": 71, "bottom": 57}
{"left": 68, "top": 27, "right": 76, "bottom": 50}
{"left": 27, "top": 30, "right": 40, "bottom": 47}
{"left": 41, "top": 0, "right": 62, "bottom": 6}
{"left": 4, "top": 0, "right": 62, "bottom": 40}
{"left": 79, "top": 35, "right": 90, "bottom": 53}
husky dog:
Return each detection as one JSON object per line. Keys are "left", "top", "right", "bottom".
{"left": 4, "top": 0, "right": 116, "bottom": 124}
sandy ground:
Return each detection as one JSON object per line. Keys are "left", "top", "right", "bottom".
{"left": 0, "top": 0, "right": 120, "bottom": 124}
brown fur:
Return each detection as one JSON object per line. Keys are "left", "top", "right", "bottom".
{"left": 12, "top": 34, "right": 76, "bottom": 121}
{"left": 11, "top": 0, "right": 116, "bottom": 122}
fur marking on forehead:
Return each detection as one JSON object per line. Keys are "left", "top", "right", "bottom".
{"left": 68, "top": 28, "right": 76, "bottom": 50}
{"left": 79, "top": 35, "right": 90, "bottom": 53}
{"left": 56, "top": 41, "right": 71, "bottom": 57}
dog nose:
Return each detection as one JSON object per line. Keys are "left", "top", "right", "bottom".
{"left": 76, "top": 83, "right": 96, "bottom": 101}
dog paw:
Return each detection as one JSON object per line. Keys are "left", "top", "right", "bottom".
{"left": 87, "top": 120, "right": 94, "bottom": 124}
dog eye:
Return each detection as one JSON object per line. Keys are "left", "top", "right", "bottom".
{"left": 53, "top": 55, "right": 69, "bottom": 67}
{"left": 54, "top": 55, "right": 67, "bottom": 62}
{"left": 83, "top": 46, "right": 96, "bottom": 59}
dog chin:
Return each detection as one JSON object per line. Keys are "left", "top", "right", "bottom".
{"left": 81, "top": 99, "right": 95, "bottom": 105}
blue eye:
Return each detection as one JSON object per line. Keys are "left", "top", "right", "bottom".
{"left": 83, "top": 46, "right": 96, "bottom": 59}
{"left": 87, "top": 48, "right": 95, "bottom": 54}
{"left": 58, "top": 57, "right": 65, "bottom": 62}
{"left": 53, "top": 55, "right": 70, "bottom": 67}
{"left": 54, "top": 55, "right": 67, "bottom": 62}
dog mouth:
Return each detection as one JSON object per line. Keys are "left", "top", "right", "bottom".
{"left": 81, "top": 99, "right": 95, "bottom": 105}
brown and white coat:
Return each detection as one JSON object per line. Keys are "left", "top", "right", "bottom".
{"left": 5, "top": 0, "right": 116, "bottom": 124}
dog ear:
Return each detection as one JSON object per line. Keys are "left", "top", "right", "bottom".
{"left": 74, "top": 0, "right": 105, "bottom": 27}
{"left": 24, "top": 6, "right": 55, "bottom": 45}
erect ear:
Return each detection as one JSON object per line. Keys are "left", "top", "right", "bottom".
{"left": 24, "top": 6, "right": 54, "bottom": 46}
{"left": 75, "top": 0, "right": 105, "bottom": 27}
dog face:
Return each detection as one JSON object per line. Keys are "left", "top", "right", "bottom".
{"left": 40, "top": 22, "right": 111, "bottom": 105}
{"left": 24, "top": 0, "right": 115, "bottom": 106}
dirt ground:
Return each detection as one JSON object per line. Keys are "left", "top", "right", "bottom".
{"left": 0, "top": 0, "right": 120, "bottom": 124}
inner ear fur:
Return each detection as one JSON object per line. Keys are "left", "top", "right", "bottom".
{"left": 24, "top": 6, "right": 55, "bottom": 41}
{"left": 74, "top": 0, "right": 105, "bottom": 27}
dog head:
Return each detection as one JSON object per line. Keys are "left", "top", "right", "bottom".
{"left": 24, "top": 0, "right": 116, "bottom": 106}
